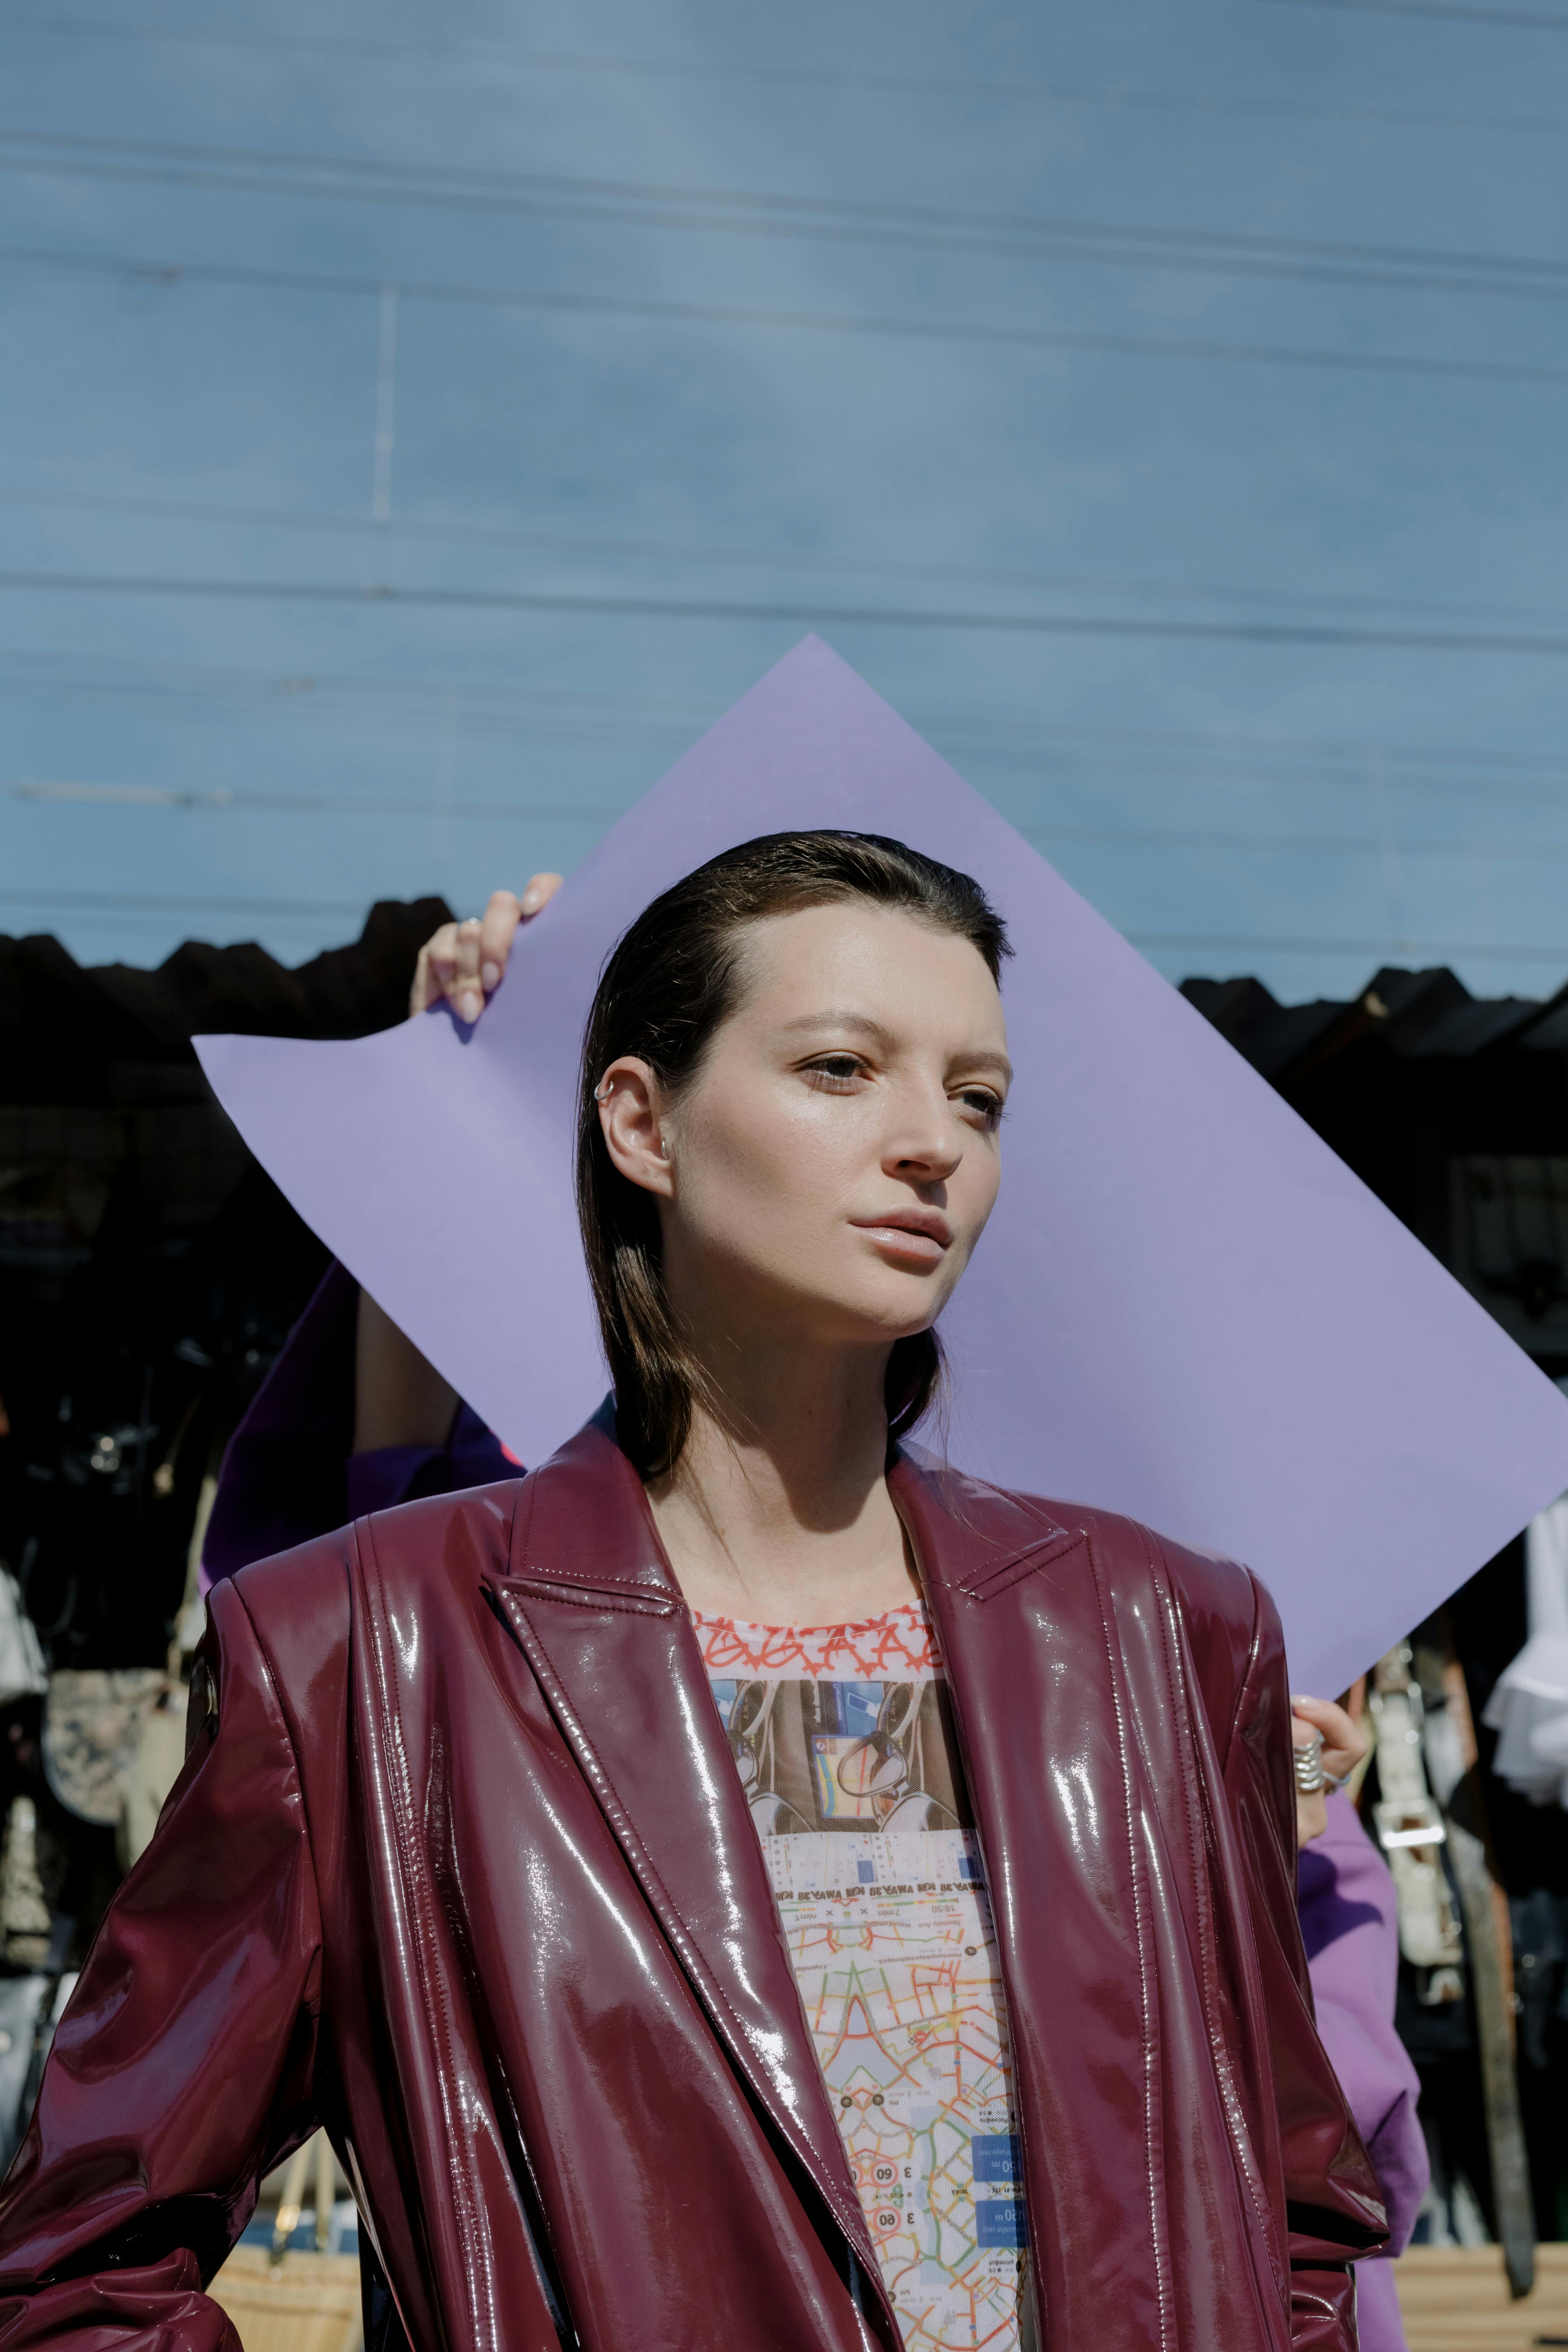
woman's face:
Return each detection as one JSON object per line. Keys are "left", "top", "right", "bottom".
{"left": 598, "top": 902, "right": 1010, "bottom": 1354}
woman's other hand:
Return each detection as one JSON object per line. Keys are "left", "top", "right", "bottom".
{"left": 409, "top": 874, "right": 563, "bottom": 1023}
{"left": 1291, "top": 1692, "right": 1369, "bottom": 1844}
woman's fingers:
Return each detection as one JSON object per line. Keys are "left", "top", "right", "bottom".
{"left": 408, "top": 873, "right": 564, "bottom": 1020}
{"left": 1290, "top": 1692, "right": 1369, "bottom": 1787}
{"left": 409, "top": 921, "right": 463, "bottom": 1018}
{"left": 471, "top": 895, "right": 521, "bottom": 1015}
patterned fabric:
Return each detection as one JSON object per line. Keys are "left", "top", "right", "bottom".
{"left": 695, "top": 1604, "right": 1035, "bottom": 2352}
{"left": 42, "top": 1668, "right": 170, "bottom": 1828}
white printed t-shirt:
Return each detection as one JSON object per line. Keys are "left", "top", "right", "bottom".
{"left": 695, "top": 1603, "right": 1035, "bottom": 2352}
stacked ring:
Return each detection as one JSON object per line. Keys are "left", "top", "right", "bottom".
{"left": 1293, "top": 1731, "right": 1326, "bottom": 1795}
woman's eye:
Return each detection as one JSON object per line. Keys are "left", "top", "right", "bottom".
{"left": 804, "top": 1055, "right": 865, "bottom": 1088}
{"left": 958, "top": 1088, "right": 1004, "bottom": 1126}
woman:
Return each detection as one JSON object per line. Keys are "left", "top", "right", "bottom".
{"left": 0, "top": 833, "right": 1384, "bottom": 2352}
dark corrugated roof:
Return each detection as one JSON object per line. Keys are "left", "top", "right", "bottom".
{"left": 1180, "top": 965, "right": 1568, "bottom": 1080}
{"left": 0, "top": 898, "right": 452, "bottom": 1105}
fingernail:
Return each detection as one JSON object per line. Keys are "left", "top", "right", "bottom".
{"left": 521, "top": 890, "right": 540, "bottom": 914}
{"left": 457, "top": 989, "right": 482, "bottom": 1021}
{"left": 481, "top": 961, "right": 500, "bottom": 990}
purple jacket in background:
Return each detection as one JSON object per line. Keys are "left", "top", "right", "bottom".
{"left": 210, "top": 1269, "right": 1426, "bottom": 2348}
{"left": 201, "top": 1263, "right": 516, "bottom": 1590}
{"left": 1300, "top": 1792, "right": 1428, "bottom": 2352}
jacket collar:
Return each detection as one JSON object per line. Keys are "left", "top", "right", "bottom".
{"left": 887, "top": 1441, "right": 1085, "bottom": 1597}
{"left": 483, "top": 1408, "right": 896, "bottom": 2345}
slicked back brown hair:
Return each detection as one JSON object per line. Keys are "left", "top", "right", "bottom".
{"left": 575, "top": 830, "right": 1011, "bottom": 1477}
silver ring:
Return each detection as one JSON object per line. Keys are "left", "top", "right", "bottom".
{"left": 1294, "top": 1731, "right": 1326, "bottom": 1795}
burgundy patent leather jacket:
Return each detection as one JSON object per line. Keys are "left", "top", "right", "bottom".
{"left": 0, "top": 1414, "right": 1385, "bottom": 2352}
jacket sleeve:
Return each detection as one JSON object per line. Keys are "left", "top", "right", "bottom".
{"left": 1224, "top": 1570, "right": 1390, "bottom": 2352}
{"left": 0, "top": 1575, "right": 324, "bottom": 2350}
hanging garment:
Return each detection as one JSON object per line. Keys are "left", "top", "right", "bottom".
{"left": 1482, "top": 1491, "right": 1568, "bottom": 1806}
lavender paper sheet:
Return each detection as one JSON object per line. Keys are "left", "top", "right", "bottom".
{"left": 196, "top": 638, "right": 1568, "bottom": 1698}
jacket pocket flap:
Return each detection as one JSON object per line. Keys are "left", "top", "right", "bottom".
{"left": 490, "top": 1570, "right": 680, "bottom": 1620}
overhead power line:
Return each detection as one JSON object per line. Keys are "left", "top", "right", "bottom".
{"left": 5, "top": 127, "right": 1568, "bottom": 300}
{"left": 0, "top": 886, "right": 371, "bottom": 918}
{"left": 5, "top": 643, "right": 1567, "bottom": 786}
{"left": 2, "top": 883, "right": 1562, "bottom": 974}
{"left": 15, "top": 780, "right": 1568, "bottom": 866}
{"left": 13, "top": 646, "right": 1568, "bottom": 811}
{"left": 5, "top": 244, "right": 1563, "bottom": 390}
{"left": 12, "top": 566, "right": 1568, "bottom": 652}
{"left": 1136, "top": 931, "right": 1568, "bottom": 962}
{"left": 1262, "top": 0, "right": 1568, "bottom": 24}
{"left": 4, "top": 16, "right": 1562, "bottom": 132}
{"left": 11, "top": 481, "right": 1568, "bottom": 630}
{"left": 11, "top": 780, "right": 620, "bottom": 821}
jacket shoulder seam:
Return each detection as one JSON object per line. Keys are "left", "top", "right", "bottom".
{"left": 1225, "top": 1568, "right": 1270, "bottom": 1776}
{"left": 1140, "top": 1527, "right": 1285, "bottom": 2315}
{"left": 227, "top": 1577, "right": 327, "bottom": 2008}
{"left": 1077, "top": 1525, "right": 1173, "bottom": 2351}
{"left": 355, "top": 1511, "right": 496, "bottom": 2336}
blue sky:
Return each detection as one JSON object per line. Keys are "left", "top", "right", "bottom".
{"left": 4, "top": 0, "right": 1568, "bottom": 1004}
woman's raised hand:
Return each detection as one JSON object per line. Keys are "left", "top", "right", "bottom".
{"left": 1290, "top": 1692, "right": 1369, "bottom": 1845}
{"left": 409, "top": 874, "right": 564, "bottom": 1023}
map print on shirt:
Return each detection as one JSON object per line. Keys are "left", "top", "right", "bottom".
{"left": 696, "top": 1605, "right": 1036, "bottom": 2352}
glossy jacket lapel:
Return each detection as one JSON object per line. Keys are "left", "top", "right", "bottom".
{"left": 893, "top": 1449, "right": 1293, "bottom": 2352}
{"left": 890, "top": 1451, "right": 1172, "bottom": 2346}
{"left": 483, "top": 1416, "right": 894, "bottom": 2344}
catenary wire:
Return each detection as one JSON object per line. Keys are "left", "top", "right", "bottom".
{"left": 0, "top": 886, "right": 376, "bottom": 918}
{"left": 3, "top": 16, "right": 1564, "bottom": 134}
{"left": 1132, "top": 931, "right": 1568, "bottom": 961}
{"left": 10, "top": 782, "right": 623, "bottom": 821}
{"left": 4, "top": 128, "right": 1568, "bottom": 301}
{"left": 14, "top": 483, "right": 1568, "bottom": 630}
{"left": 7, "top": 243, "right": 1561, "bottom": 391}
{"left": 1261, "top": 0, "right": 1568, "bottom": 24}
{"left": 6, "top": 648, "right": 1568, "bottom": 803}
{"left": 13, "top": 780, "right": 1568, "bottom": 865}
{"left": 9, "top": 17, "right": 1568, "bottom": 139}
{"left": 14, "top": 566, "right": 1568, "bottom": 651}
{"left": 3, "top": 884, "right": 1563, "bottom": 969}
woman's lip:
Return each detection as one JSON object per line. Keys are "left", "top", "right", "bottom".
{"left": 850, "top": 1214, "right": 952, "bottom": 1256}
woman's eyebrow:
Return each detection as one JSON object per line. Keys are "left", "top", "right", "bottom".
{"left": 958, "top": 1050, "right": 1014, "bottom": 1084}
{"left": 778, "top": 1010, "right": 895, "bottom": 1044}
{"left": 777, "top": 1011, "right": 1013, "bottom": 1084}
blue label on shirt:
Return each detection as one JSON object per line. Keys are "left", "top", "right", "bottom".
{"left": 972, "top": 2135, "right": 1022, "bottom": 2184}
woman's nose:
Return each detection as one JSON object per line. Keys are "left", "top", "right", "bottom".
{"left": 882, "top": 1100, "right": 962, "bottom": 1182}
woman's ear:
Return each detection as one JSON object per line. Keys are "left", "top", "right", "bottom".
{"left": 597, "top": 1058, "right": 674, "bottom": 1198}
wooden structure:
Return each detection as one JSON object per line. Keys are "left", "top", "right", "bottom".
{"left": 207, "top": 2246, "right": 362, "bottom": 2352}
{"left": 1396, "top": 2243, "right": 1568, "bottom": 2349}
{"left": 199, "top": 2242, "right": 1568, "bottom": 2352}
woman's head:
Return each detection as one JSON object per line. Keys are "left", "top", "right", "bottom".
{"left": 576, "top": 831, "right": 1012, "bottom": 1475}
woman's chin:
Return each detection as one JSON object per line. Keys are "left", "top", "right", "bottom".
{"left": 807, "top": 1277, "right": 951, "bottom": 1349}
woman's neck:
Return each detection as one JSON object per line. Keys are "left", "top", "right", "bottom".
{"left": 644, "top": 1340, "right": 921, "bottom": 1626}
